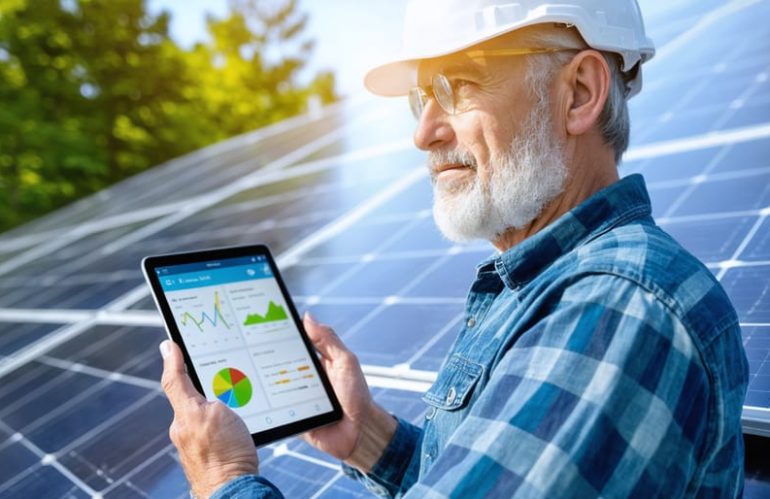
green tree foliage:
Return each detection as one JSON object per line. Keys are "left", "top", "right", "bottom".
{"left": 0, "top": 0, "right": 336, "bottom": 232}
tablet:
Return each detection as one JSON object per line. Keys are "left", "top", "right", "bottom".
{"left": 142, "top": 244, "right": 342, "bottom": 446}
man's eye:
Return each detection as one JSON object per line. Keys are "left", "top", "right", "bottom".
{"left": 451, "top": 78, "right": 474, "bottom": 89}
{"left": 450, "top": 79, "right": 477, "bottom": 97}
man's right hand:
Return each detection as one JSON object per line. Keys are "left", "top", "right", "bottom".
{"left": 301, "top": 313, "right": 397, "bottom": 472}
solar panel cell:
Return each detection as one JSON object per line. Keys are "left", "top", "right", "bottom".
{"left": 0, "top": 323, "right": 64, "bottom": 359}
{"left": 344, "top": 303, "right": 461, "bottom": 365}
{"left": 721, "top": 267, "right": 770, "bottom": 322}
{"left": 0, "top": 465, "right": 88, "bottom": 498}
{"left": 24, "top": 382, "right": 150, "bottom": 453}
{"left": 661, "top": 217, "right": 754, "bottom": 262}
{"left": 57, "top": 395, "right": 173, "bottom": 490}
{"left": 0, "top": 442, "right": 39, "bottom": 486}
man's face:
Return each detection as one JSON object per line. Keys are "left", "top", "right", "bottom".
{"left": 414, "top": 50, "right": 568, "bottom": 243}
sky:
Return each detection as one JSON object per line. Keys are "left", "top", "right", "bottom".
{"left": 147, "top": 0, "right": 410, "bottom": 97}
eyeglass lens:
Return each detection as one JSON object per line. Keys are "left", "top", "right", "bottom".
{"left": 409, "top": 74, "right": 456, "bottom": 120}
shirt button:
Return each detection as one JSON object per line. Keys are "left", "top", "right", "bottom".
{"left": 466, "top": 316, "right": 476, "bottom": 328}
{"left": 425, "top": 406, "right": 437, "bottom": 420}
{"left": 446, "top": 386, "right": 457, "bottom": 405}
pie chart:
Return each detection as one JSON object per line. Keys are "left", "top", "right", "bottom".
{"left": 212, "top": 367, "right": 253, "bottom": 408}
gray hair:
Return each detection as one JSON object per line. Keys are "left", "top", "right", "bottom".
{"left": 518, "top": 26, "right": 631, "bottom": 164}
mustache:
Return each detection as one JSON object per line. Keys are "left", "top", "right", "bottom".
{"left": 427, "top": 149, "right": 478, "bottom": 170}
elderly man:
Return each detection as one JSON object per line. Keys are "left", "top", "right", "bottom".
{"left": 159, "top": 0, "right": 749, "bottom": 497}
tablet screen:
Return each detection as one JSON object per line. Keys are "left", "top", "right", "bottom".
{"left": 154, "top": 254, "right": 334, "bottom": 435}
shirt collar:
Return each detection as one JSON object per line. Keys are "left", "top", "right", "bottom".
{"left": 491, "top": 174, "right": 652, "bottom": 290}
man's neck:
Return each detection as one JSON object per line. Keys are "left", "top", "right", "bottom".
{"left": 492, "top": 145, "right": 618, "bottom": 252}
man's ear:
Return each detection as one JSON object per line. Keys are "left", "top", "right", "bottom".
{"left": 561, "top": 50, "right": 610, "bottom": 137}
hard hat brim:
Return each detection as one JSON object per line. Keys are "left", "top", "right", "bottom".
{"left": 364, "top": 60, "right": 418, "bottom": 97}
{"left": 363, "top": 29, "right": 525, "bottom": 97}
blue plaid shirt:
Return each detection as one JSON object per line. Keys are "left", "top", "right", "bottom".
{"left": 213, "top": 175, "right": 748, "bottom": 498}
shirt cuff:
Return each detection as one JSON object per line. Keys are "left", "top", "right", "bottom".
{"left": 210, "top": 474, "right": 283, "bottom": 499}
{"left": 342, "top": 417, "right": 423, "bottom": 498}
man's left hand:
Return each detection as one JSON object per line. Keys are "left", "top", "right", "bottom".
{"left": 160, "top": 340, "right": 259, "bottom": 498}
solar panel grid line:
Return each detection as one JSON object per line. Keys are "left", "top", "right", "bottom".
{"left": 709, "top": 71, "right": 770, "bottom": 133}
{"left": 3, "top": 162, "right": 424, "bottom": 318}
{"left": 277, "top": 166, "right": 428, "bottom": 267}
{"left": 647, "top": 165, "right": 770, "bottom": 191}
{"left": 0, "top": 198, "right": 198, "bottom": 255}
{"left": 657, "top": 207, "right": 767, "bottom": 225}
{"left": 0, "top": 124, "right": 396, "bottom": 278}
{"left": 308, "top": 470, "right": 346, "bottom": 499}
{"left": 311, "top": 215, "right": 430, "bottom": 297}
{"left": 716, "top": 214, "right": 769, "bottom": 280}
{"left": 339, "top": 253, "right": 460, "bottom": 340}
{"left": 634, "top": 46, "right": 749, "bottom": 145}
{"left": 0, "top": 97, "right": 370, "bottom": 243}
{"left": 0, "top": 319, "right": 97, "bottom": 378}
{"left": 103, "top": 283, "right": 157, "bottom": 313}
{"left": 94, "top": 441, "right": 178, "bottom": 497}
{"left": 37, "top": 355, "right": 161, "bottom": 391}
{"left": 0, "top": 309, "right": 90, "bottom": 324}
{"left": 0, "top": 158, "right": 338, "bottom": 255}
{"left": 53, "top": 391, "right": 160, "bottom": 461}
{"left": 37, "top": 332, "right": 432, "bottom": 395}
{"left": 5, "top": 377, "right": 118, "bottom": 437}
{"left": 623, "top": 122, "right": 770, "bottom": 161}
{"left": 708, "top": 262, "right": 770, "bottom": 275}
{"left": 0, "top": 421, "right": 98, "bottom": 497}
{"left": 0, "top": 230, "right": 94, "bottom": 278}
{"left": 33, "top": 321, "right": 435, "bottom": 393}
{"left": 289, "top": 136, "right": 413, "bottom": 174}
{"left": 660, "top": 146, "right": 733, "bottom": 218}
{"left": 650, "top": 0, "right": 761, "bottom": 67}
{"left": 271, "top": 443, "right": 340, "bottom": 471}
{"left": 102, "top": 152, "right": 421, "bottom": 260}
{"left": 258, "top": 107, "right": 391, "bottom": 175}
{"left": 401, "top": 312, "right": 465, "bottom": 367}
{"left": 295, "top": 297, "right": 467, "bottom": 307}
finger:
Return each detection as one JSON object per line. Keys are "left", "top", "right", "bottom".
{"left": 160, "top": 340, "right": 204, "bottom": 411}
{"left": 303, "top": 312, "right": 349, "bottom": 361}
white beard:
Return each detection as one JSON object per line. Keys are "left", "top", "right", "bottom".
{"left": 429, "top": 97, "right": 567, "bottom": 243}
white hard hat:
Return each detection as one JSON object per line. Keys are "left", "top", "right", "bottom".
{"left": 364, "top": 0, "right": 655, "bottom": 98}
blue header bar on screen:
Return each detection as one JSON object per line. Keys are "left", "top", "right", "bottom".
{"left": 157, "top": 260, "right": 273, "bottom": 291}
{"left": 156, "top": 255, "right": 267, "bottom": 276}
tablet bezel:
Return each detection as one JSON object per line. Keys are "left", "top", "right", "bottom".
{"left": 142, "top": 244, "right": 342, "bottom": 446}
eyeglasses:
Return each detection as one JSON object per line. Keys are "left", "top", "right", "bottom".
{"left": 408, "top": 47, "right": 576, "bottom": 120}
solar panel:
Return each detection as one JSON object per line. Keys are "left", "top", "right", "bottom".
{"left": 0, "top": 0, "right": 769, "bottom": 496}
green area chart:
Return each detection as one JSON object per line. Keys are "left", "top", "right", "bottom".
{"left": 244, "top": 301, "right": 288, "bottom": 325}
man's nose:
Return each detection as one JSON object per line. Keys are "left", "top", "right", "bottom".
{"left": 413, "top": 98, "right": 456, "bottom": 151}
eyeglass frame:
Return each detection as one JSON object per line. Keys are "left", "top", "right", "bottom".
{"left": 408, "top": 47, "right": 580, "bottom": 121}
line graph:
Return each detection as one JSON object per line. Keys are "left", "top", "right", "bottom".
{"left": 180, "top": 291, "right": 232, "bottom": 332}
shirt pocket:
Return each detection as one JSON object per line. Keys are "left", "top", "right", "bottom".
{"left": 422, "top": 354, "right": 484, "bottom": 411}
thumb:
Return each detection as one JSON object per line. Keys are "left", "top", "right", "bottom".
{"left": 160, "top": 340, "right": 204, "bottom": 411}
{"left": 303, "top": 312, "right": 349, "bottom": 361}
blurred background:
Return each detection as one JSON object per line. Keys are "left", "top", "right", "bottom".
{"left": 0, "top": 0, "right": 769, "bottom": 497}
